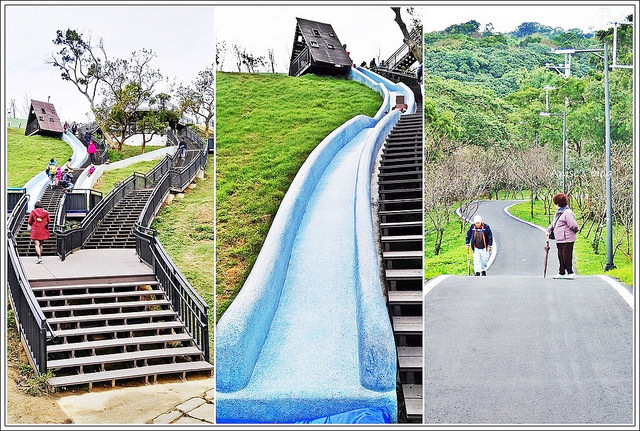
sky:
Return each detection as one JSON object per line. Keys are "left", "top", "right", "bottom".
{"left": 422, "top": 4, "right": 634, "bottom": 34}
{"left": 3, "top": 5, "right": 215, "bottom": 122}
{"left": 215, "top": 6, "right": 419, "bottom": 74}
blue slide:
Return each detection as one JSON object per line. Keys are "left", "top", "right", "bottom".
{"left": 216, "top": 68, "right": 414, "bottom": 423}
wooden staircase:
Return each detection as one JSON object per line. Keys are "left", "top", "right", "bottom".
{"left": 83, "top": 189, "right": 153, "bottom": 249}
{"left": 14, "top": 186, "right": 66, "bottom": 257}
{"left": 378, "top": 88, "right": 423, "bottom": 423}
{"left": 35, "top": 273, "right": 212, "bottom": 390}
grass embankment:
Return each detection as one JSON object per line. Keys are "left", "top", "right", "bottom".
{"left": 6, "top": 128, "right": 72, "bottom": 187}
{"left": 425, "top": 209, "right": 471, "bottom": 279}
{"left": 107, "top": 144, "right": 154, "bottom": 163}
{"left": 216, "top": 72, "right": 383, "bottom": 320}
{"left": 509, "top": 200, "right": 633, "bottom": 286}
{"left": 152, "top": 156, "right": 214, "bottom": 361}
{"left": 91, "top": 160, "right": 161, "bottom": 195}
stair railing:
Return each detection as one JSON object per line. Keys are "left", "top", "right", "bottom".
{"left": 55, "top": 189, "right": 103, "bottom": 231}
{"left": 55, "top": 155, "right": 172, "bottom": 260}
{"left": 7, "top": 187, "right": 27, "bottom": 214}
{"left": 133, "top": 224, "right": 210, "bottom": 361}
{"left": 6, "top": 194, "right": 58, "bottom": 375}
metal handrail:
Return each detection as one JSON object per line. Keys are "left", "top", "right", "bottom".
{"left": 7, "top": 232, "right": 58, "bottom": 374}
{"left": 133, "top": 223, "right": 210, "bottom": 361}
{"left": 55, "top": 155, "right": 171, "bottom": 260}
{"left": 8, "top": 193, "right": 29, "bottom": 235}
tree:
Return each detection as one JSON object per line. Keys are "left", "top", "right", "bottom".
{"left": 177, "top": 64, "right": 216, "bottom": 137}
{"left": 267, "top": 49, "right": 276, "bottom": 73}
{"left": 49, "top": 29, "right": 112, "bottom": 141}
{"left": 391, "top": 7, "right": 423, "bottom": 64}
{"left": 136, "top": 93, "right": 179, "bottom": 154}
{"left": 216, "top": 40, "right": 227, "bottom": 71}
{"left": 99, "top": 49, "right": 164, "bottom": 151}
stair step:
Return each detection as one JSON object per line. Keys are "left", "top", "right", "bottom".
{"left": 386, "top": 269, "right": 423, "bottom": 280}
{"left": 47, "top": 361, "right": 213, "bottom": 389}
{"left": 48, "top": 321, "right": 183, "bottom": 339}
{"left": 32, "top": 280, "right": 159, "bottom": 292}
{"left": 47, "top": 333, "right": 193, "bottom": 353}
{"left": 48, "top": 346, "right": 202, "bottom": 369}
{"left": 42, "top": 299, "right": 169, "bottom": 314}
{"left": 382, "top": 250, "right": 423, "bottom": 259}
{"left": 381, "top": 235, "right": 423, "bottom": 242}
{"left": 388, "top": 290, "right": 422, "bottom": 304}
{"left": 37, "top": 290, "right": 165, "bottom": 303}
{"left": 398, "top": 346, "right": 423, "bottom": 370}
{"left": 392, "top": 316, "right": 422, "bottom": 334}
{"left": 46, "top": 310, "right": 176, "bottom": 326}
{"left": 403, "top": 384, "right": 423, "bottom": 420}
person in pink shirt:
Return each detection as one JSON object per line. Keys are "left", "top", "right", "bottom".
{"left": 87, "top": 140, "right": 97, "bottom": 164}
{"left": 546, "top": 193, "right": 579, "bottom": 279}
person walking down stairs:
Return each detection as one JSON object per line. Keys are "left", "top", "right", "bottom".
{"left": 28, "top": 200, "right": 51, "bottom": 264}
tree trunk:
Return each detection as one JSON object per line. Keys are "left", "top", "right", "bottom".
{"left": 391, "top": 7, "right": 423, "bottom": 64}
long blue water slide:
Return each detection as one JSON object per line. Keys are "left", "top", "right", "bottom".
{"left": 216, "top": 69, "right": 403, "bottom": 423}
{"left": 22, "top": 131, "right": 87, "bottom": 211}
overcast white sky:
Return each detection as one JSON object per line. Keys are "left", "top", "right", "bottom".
{"left": 3, "top": 5, "right": 214, "bottom": 122}
{"left": 215, "top": 6, "right": 419, "bottom": 73}
{"left": 2, "top": 3, "right": 635, "bottom": 122}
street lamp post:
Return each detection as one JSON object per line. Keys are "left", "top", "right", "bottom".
{"left": 539, "top": 111, "right": 567, "bottom": 194}
{"left": 548, "top": 44, "right": 615, "bottom": 271}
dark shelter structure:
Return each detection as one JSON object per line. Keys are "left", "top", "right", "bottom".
{"left": 288, "top": 17, "right": 352, "bottom": 77}
{"left": 25, "top": 99, "right": 64, "bottom": 137}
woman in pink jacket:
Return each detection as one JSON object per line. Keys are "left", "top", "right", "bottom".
{"left": 546, "top": 193, "right": 579, "bottom": 279}
{"left": 87, "top": 140, "right": 97, "bottom": 164}
{"left": 28, "top": 201, "right": 51, "bottom": 264}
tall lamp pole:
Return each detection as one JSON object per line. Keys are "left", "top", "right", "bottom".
{"left": 548, "top": 44, "right": 615, "bottom": 271}
{"left": 539, "top": 111, "right": 567, "bottom": 194}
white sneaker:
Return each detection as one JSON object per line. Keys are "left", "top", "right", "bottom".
{"left": 36, "top": 257, "right": 42, "bottom": 264}
{"left": 552, "top": 273, "right": 565, "bottom": 279}
{"left": 564, "top": 273, "right": 575, "bottom": 279}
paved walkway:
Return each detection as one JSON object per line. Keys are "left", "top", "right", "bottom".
{"left": 425, "top": 200, "right": 634, "bottom": 424}
{"left": 22, "top": 249, "right": 152, "bottom": 281}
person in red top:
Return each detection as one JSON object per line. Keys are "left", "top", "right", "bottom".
{"left": 28, "top": 201, "right": 51, "bottom": 264}
{"left": 87, "top": 140, "right": 97, "bottom": 164}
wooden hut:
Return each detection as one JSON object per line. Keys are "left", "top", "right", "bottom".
{"left": 25, "top": 99, "right": 64, "bottom": 137}
{"left": 288, "top": 18, "right": 352, "bottom": 77}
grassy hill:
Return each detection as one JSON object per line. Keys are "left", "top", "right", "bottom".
{"left": 152, "top": 155, "right": 214, "bottom": 360}
{"left": 6, "top": 128, "right": 72, "bottom": 187}
{"left": 216, "top": 72, "right": 383, "bottom": 319}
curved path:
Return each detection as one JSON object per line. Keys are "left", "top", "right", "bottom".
{"left": 425, "top": 200, "right": 634, "bottom": 424}
{"left": 217, "top": 71, "right": 413, "bottom": 423}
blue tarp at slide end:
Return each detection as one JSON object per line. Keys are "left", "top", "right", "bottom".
{"left": 218, "top": 407, "right": 392, "bottom": 424}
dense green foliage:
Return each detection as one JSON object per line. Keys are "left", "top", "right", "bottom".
{"left": 424, "top": 19, "right": 634, "bottom": 279}
{"left": 6, "top": 128, "right": 73, "bottom": 187}
{"left": 216, "top": 72, "right": 382, "bottom": 319}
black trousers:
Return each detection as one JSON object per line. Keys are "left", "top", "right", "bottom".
{"left": 556, "top": 241, "right": 575, "bottom": 275}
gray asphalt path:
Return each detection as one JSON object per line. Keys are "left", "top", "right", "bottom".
{"left": 462, "top": 200, "right": 551, "bottom": 276}
{"left": 425, "top": 201, "right": 634, "bottom": 424}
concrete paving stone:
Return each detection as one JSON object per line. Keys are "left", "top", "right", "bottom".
{"left": 173, "top": 416, "right": 209, "bottom": 425}
{"left": 175, "top": 397, "right": 205, "bottom": 413}
{"left": 187, "top": 402, "right": 214, "bottom": 422}
{"left": 152, "top": 410, "right": 182, "bottom": 424}
{"left": 204, "top": 389, "right": 215, "bottom": 401}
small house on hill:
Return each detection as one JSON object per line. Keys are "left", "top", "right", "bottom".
{"left": 288, "top": 17, "right": 352, "bottom": 77}
{"left": 25, "top": 100, "right": 63, "bottom": 137}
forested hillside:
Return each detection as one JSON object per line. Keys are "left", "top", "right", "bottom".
{"left": 424, "top": 17, "right": 634, "bottom": 282}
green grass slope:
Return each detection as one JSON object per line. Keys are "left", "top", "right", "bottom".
{"left": 216, "top": 72, "right": 383, "bottom": 319}
{"left": 152, "top": 156, "right": 214, "bottom": 360}
{"left": 6, "top": 128, "right": 72, "bottom": 187}
{"left": 92, "top": 160, "right": 161, "bottom": 195}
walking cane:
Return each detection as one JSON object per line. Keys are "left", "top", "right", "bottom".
{"left": 467, "top": 246, "right": 471, "bottom": 276}
{"left": 543, "top": 240, "right": 550, "bottom": 278}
